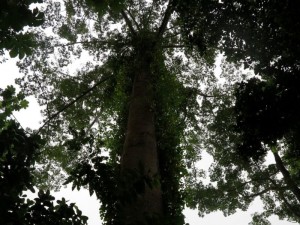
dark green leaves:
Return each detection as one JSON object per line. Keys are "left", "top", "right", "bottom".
{"left": 219, "top": 0, "right": 300, "bottom": 73}
{"left": 26, "top": 190, "right": 88, "bottom": 225}
{"left": 0, "top": 86, "right": 88, "bottom": 225}
{"left": 7, "top": 35, "right": 34, "bottom": 59}
{"left": 64, "top": 155, "right": 119, "bottom": 223}
{"left": 85, "top": 0, "right": 125, "bottom": 18}
{"left": 0, "top": 86, "right": 29, "bottom": 128}
{"left": 58, "top": 24, "right": 77, "bottom": 42}
{"left": 0, "top": 0, "right": 44, "bottom": 58}
{"left": 0, "top": 0, "right": 44, "bottom": 32}
{"left": 234, "top": 71, "right": 300, "bottom": 161}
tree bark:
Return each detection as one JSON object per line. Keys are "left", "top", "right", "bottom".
{"left": 120, "top": 46, "right": 163, "bottom": 224}
{"left": 273, "top": 152, "right": 300, "bottom": 203}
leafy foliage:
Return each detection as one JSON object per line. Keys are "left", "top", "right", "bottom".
{"left": 0, "top": 0, "right": 44, "bottom": 59}
{"left": 14, "top": 0, "right": 215, "bottom": 223}
{"left": 8, "top": 0, "right": 300, "bottom": 224}
{"left": 0, "top": 87, "right": 88, "bottom": 225}
{"left": 219, "top": 0, "right": 300, "bottom": 74}
{"left": 180, "top": 50, "right": 300, "bottom": 225}
{"left": 183, "top": 1, "right": 300, "bottom": 223}
{"left": 235, "top": 73, "right": 300, "bottom": 161}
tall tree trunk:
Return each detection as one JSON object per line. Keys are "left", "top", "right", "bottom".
{"left": 120, "top": 45, "right": 163, "bottom": 224}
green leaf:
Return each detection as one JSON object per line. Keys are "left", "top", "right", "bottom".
{"left": 18, "top": 50, "right": 25, "bottom": 59}
{"left": 20, "top": 100, "right": 29, "bottom": 109}
{"left": 71, "top": 182, "right": 76, "bottom": 191}
{"left": 9, "top": 48, "right": 18, "bottom": 58}
{"left": 89, "top": 187, "right": 94, "bottom": 196}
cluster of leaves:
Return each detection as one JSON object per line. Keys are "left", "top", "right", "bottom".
{"left": 64, "top": 155, "right": 118, "bottom": 225}
{"left": 42, "top": 53, "right": 134, "bottom": 224}
{"left": 213, "top": 0, "right": 300, "bottom": 165}
{"left": 0, "top": 85, "right": 29, "bottom": 128}
{"left": 174, "top": 49, "right": 300, "bottom": 225}
{"left": 235, "top": 73, "right": 300, "bottom": 161}
{"left": 0, "top": 0, "right": 44, "bottom": 59}
{"left": 0, "top": 86, "right": 88, "bottom": 225}
{"left": 218, "top": 0, "right": 300, "bottom": 74}
{"left": 84, "top": 0, "right": 126, "bottom": 18}
{"left": 64, "top": 154, "right": 163, "bottom": 225}
{"left": 176, "top": 0, "right": 222, "bottom": 61}
{"left": 222, "top": 0, "right": 300, "bottom": 172}
{"left": 184, "top": 0, "right": 300, "bottom": 222}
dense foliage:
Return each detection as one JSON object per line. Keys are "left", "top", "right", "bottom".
{"left": 0, "top": 86, "right": 88, "bottom": 225}
{"left": 0, "top": 0, "right": 44, "bottom": 59}
{"left": 1, "top": 0, "right": 299, "bottom": 225}
{"left": 185, "top": 1, "right": 300, "bottom": 224}
{"left": 14, "top": 1, "right": 215, "bottom": 224}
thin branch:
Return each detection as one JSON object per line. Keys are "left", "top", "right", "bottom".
{"left": 125, "top": 9, "right": 140, "bottom": 31}
{"left": 11, "top": 114, "right": 32, "bottom": 135}
{"left": 268, "top": 177, "right": 300, "bottom": 219}
{"left": 245, "top": 186, "right": 288, "bottom": 199}
{"left": 121, "top": 10, "right": 137, "bottom": 36}
{"left": 50, "top": 69, "right": 83, "bottom": 82}
{"left": 52, "top": 39, "right": 130, "bottom": 49}
{"left": 157, "top": 0, "right": 178, "bottom": 39}
{"left": 162, "top": 44, "right": 188, "bottom": 49}
{"left": 86, "top": 110, "right": 101, "bottom": 134}
{"left": 53, "top": 40, "right": 99, "bottom": 48}
{"left": 144, "top": 3, "right": 154, "bottom": 29}
{"left": 36, "top": 76, "right": 113, "bottom": 135}
{"left": 197, "top": 90, "right": 221, "bottom": 98}
{"left": 273, "top": 152, "right": 300, "bottom": 202}
{"left": 163, "top": 31, "right": 181, "bottom": 39}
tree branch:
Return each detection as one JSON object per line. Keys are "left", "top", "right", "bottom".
{"left": 125, "top": 9, "right": 140, "bottom": 31}
{"left": 121, "top": 10, "right": 137, "bottom": 36}
{"left": 53, "top": 40, "right": 100, "bottom": 47}
{"left": 162, "top": 44, "right": 188, "bottom": 49}
{"left": 273, "top": 152, "right": 300, "bottom": 203}
{"left": 144, "top": 3, "right": 154, "bottom": 29}
{"left": 36, "top": 76, "right": 113, "bottom": 135}
{"left": 52, "top": 40, "right": 127, "bottom": 48}
{"left": 197, "top": 90, "right": 221, "bottom": 98}
{"left": 245, "top": 186, "right": 288, "bottom": 199}
{"left": 157, "top": 0, "right": 178, "bottom": 39}
{"left": 268, "top": 177, "right": 300, "bottom": 219}
{"left": 86, "top": 109, "right": 101, "bottom": 134}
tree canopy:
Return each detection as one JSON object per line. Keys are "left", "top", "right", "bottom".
{"left": 1, "top": 0, "right": 299, "bottom": 225}
{"left": 187, "top": 1, "right": 300, "bottom": 223}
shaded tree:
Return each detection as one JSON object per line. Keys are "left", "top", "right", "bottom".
{"left": 7, "top": 0, "right": 299, "bottom": 224}
{"left": 15, "top": 0, "right": 221, "bottom": 224}
{"left": 185, "top": 1, "right": 300, "bottom": 224}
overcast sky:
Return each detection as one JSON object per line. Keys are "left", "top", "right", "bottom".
{"left": 0, "top": 55, "right": 295, "bottom": 225}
